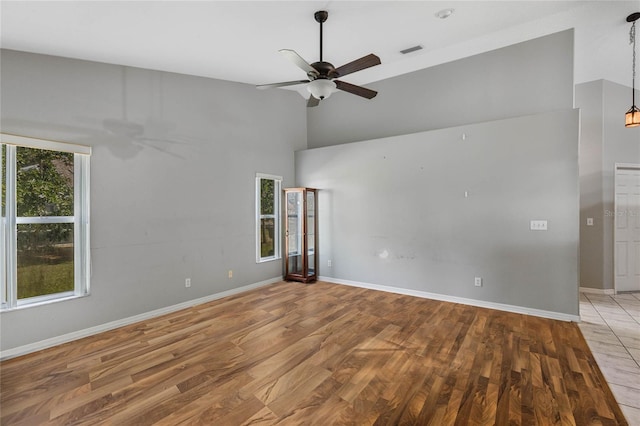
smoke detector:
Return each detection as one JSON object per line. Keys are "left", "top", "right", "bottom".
{"left": 435, "top": 8, "right": 455, "bottom": 19}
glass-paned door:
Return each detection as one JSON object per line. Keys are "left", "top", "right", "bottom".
{"left": 286, "top": 190, "right": 303, "bottom": 276}
{"left": 284, "top": 188, "right": 317, "bottom": 283}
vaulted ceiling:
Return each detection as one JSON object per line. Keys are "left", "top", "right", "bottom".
{"left": 1, "top": 1, "right": 638, "bottom": 92}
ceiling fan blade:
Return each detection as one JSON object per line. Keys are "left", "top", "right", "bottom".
{"left": 307, "top": 96, "right": 320, "bottom": 107}
{"left": 256, "top": 80, "right": 310, "bottom": 90}
{"left": 334, "top": 80, "right": 377, "bottom": 99}
{"left": 334, "top": 54, "right": 381, "bottom": 78}
{"left": 279, "top": 49, "right": 319, "bottom": 76}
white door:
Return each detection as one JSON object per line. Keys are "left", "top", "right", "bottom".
{"left": 615, "top": 166, "right": 640, "bottom": 292}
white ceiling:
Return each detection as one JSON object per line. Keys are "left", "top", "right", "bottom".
{"left": 1, "top": 1, "right": 639, "bottom": 93}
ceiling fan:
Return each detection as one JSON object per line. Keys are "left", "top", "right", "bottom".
{"left": 257, "top": 10, "right": 381, "bottom": 107}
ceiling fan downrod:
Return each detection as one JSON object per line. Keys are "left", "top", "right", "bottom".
{"left": 315, "top": 11, "right": 328, "bottom": 62}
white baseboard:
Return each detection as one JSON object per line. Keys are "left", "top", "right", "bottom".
{"left": 0, "top": 277, "right": 281, "bottom": 361}
{"left": 320, "top": 276, "right": 580, "bottom": 323}
{"left": 579, "top": 287, "right": 615, "bottom": 295}
{"left": 2, "top": 275, "right": 582, "bottom": 360}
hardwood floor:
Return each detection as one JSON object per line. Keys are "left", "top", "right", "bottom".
{"left": 0, "top": 281, "right": 628, "bottom": 425}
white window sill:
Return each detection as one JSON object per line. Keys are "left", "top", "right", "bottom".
{"left": 257, "top": 256, "right": 282, "bottom": 264}
{"left": 1, "top": 292, "right": 89, "bottom": 312}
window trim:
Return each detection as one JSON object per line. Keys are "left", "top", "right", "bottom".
{"left": 1, "top": 133, "right": 91, "bottom": 311}
{"left": 1, "top": 133, "right": 91, "bottom": 155}
{"left": 256, "top": 173, "right": 282, "bottom": 263}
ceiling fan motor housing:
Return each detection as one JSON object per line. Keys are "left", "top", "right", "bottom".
{"left": 309, "top": 61, "right": 338, "bottom": 80}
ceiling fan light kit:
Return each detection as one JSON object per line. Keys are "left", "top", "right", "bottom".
{"left": 625, "top": 12, "right": 640, "bottom": 127}
{"left": 257, "top": 10, "right": 381, "bottom": 107}
{"left": 307, "top": 79, "right": 336, "bottom": 100}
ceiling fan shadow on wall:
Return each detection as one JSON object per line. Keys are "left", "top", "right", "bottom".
{"left": 88, "top": 70, "right": 190, "bottom": 159}
{"left": 257, "top": 10, "right": 381, "bottom": 107}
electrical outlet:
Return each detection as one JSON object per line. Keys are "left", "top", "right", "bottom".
{"left": 474, "top": 277, "right": 482, "bottom": 287}
{"left": 185, "top": 278, "right": 191, "bottom": 288}
{"left": 228, "top": 270, "right": 233, "bottom": 279}
{"left": 328, "top": 259, "right": 332, "bottom": 267}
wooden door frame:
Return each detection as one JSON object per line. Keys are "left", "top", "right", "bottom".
{"left": 614, "top": 162, "right": 640, "bottom": 293}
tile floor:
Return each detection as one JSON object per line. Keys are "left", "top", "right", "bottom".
{"left": 579, "top": 292, "right": 640, "bottom": 425}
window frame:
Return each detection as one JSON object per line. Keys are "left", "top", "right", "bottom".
{"left": 255, "top": 173, "right": 282, "bottom": 263}
{"left": 1, "top": 134, "right": 91, "bottom": 311}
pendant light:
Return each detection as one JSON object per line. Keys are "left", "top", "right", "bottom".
{"left": 626, "top": 12, "right": 640, "bottom": 127}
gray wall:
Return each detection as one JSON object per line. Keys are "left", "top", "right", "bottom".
{"left": 576, "top": 79, "right": 640, "bottom": 290}
{"left": 307, "top": 30, "right": 574, "bottom": 148}
{"left": 0, "top": 50, "right": 306, "bottom": 352}
{"left": 576, "top": 80, "right": 605, "bottom": 289}
{"left": 297, "top": 109, "right": 580, "bottom": 316}
{"left": 0, "top": 26, "right": 581, "bottom": 352}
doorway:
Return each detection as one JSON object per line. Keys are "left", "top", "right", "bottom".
{"left": 614, "top": 164, "right": 640, "bottom": 292}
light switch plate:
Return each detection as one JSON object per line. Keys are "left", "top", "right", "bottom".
{"left": 587, "top": 218, "right": 594, "bottom": 226}
{"left": 530, "top": 220, "right": 548, "bottom": 231}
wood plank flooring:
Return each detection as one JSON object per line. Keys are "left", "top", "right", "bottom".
{"left": 0, "top": 281, "right": 628, "bottom": 425}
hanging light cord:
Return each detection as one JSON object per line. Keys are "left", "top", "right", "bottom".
{"left": 632, "top": 20, "right": 637, "bottom": 106}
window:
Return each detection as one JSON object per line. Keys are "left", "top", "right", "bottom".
{"left": 1, "top": 134, "right": 90, "bottom": 310}
{"left": 256, "top": 173, "right": 281, "bottom": 262}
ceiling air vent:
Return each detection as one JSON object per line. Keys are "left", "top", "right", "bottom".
{"left": 400, "top": 45, "right": 423, "bottom": 55}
